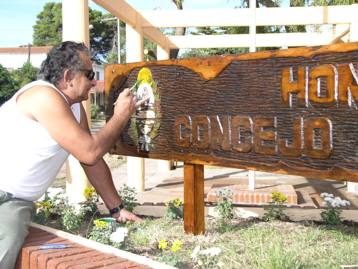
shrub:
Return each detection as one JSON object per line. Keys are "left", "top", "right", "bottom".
{"left": 61, "top": 206, "right": 84, "bottom": 233}
{"left": 215, "top": 188, "right": 234, "bottom": 221}
{"left": 118, "top": 184, "right": 138, "bottom": 212}
{"left": 263, "top": 191, "right": 289, "bottom": 221}
{"left": 320, "top": 192, "right": 350, "bottom": 225}
{"left": 165, "top": 198, "right": 183, "bottom": 220}
{"left": 191, "top": 246, "right": 224, "bottom": 269}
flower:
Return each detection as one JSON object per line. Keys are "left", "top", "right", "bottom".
{"left": 174, "top": 199, "right": 183, "bottom": 208}
{"left": 200, "top": 247, "right": 222, "bottom": 257}
{"left": 158, "top": 239, "right": 168, "bottom": 250}
{"left": 171, "top": 240, "right": 183, "bottom": 252}
{"left": 94, "top": 220, "right": 108, "bottom": 229}
{"left": 110, "top": 227, "right": 128, "bottom": 243}
{"left": 191, "top": 246, "right": 201, "bottom": 259}
{"left": 84, "top": 187, "right": 96, "bottom": 200}
{"left": 321, "top": 193, "right": 350, "bottom": 208}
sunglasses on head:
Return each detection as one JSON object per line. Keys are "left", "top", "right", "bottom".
{"left": 79, "top": 69, "right": 95, "bottom": 81}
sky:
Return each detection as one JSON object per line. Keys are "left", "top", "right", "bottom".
{"left": 0, "top": 0, "right": 240, "bottom": 48}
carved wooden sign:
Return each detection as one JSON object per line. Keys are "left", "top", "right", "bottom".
{"left": 105, "top": 42, "right": 358, "bottom": 182}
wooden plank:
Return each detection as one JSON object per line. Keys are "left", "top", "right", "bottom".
{"left": 183, "top": 163, "right": 204, "bottom": 235}
{"left": 139, "top": 5, "right": 353, "bottom": 27}
{"left": 167, "top": 32, "right": 334, "bottom": 49}
{"left": 92, "top": 0, "right": 176, "bottom": 50}
{"left": 105, "top": 42, "right": 358, "bottom": 182}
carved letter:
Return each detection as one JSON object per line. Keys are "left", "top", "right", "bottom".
{"left": 337, "top": 63, "right": 358, "bottom": 105}
{"left": 192, "top": 115, "right": 210, "bottom": 149}
{"left": 309, "top": 64, "right": 336, "bottom": 104}
{"left": 231, "top": 116, "right": 253, "bottom": 153}
{"left": 210, "top": 115, "right": 231, "bottom": 151}
{"left": 175, "top": 115, "right": 192, "bottom": 147}
{"left": 303, "top": 118, "right": 332, "bottom": 159}
{"left": 254, "top": 117, "right": 277, "bottom": 155}
{"left": 281, "top": 67, "right": 306, "bottom": 106}
{"left": 278, "top": 117, "right": 302, "bottom": 157}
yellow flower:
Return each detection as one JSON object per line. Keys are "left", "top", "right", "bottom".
{"left": 36, "top": 200, "right": 51, "bottom": 210}
{"left": 158, "top": 239, "right": 168, "bottom": 250}
{"left": 171, "top": 240, "right": 183, "bottom": 253}
{"left": 94, "top": 219, "right": 108, "bottom": 229}
{"left": 271, "top": 191, "right": 287, "bottom": 204}
{"left": 84, "top": 187, "right": 95, "bottom": 200}
{"left": 174, "top": 198, "right": 182, "bottom": 208}
{"left": 137, "top": 67, "right": 153, "bottom": 84}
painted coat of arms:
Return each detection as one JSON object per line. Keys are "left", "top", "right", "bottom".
{"left": 128, "top": 67, "right": 161, "bottom": 152}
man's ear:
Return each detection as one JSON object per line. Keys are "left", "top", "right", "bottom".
{"left": 63, "top": 69, "right": 73, "bottom": 86}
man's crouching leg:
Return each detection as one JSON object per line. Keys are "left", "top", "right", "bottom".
{"left": 0, "top": 198, "right": 34, "bottom": 269}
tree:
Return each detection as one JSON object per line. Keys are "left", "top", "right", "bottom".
{"left": 33, "top": 3, "right": 62, "bottom": 46}
{"left": 32, "top": 2, "right": 116, "bottom": 63}
{"left": 0, "top": 65, "right": 17, "bottom": 105}
{"left": 11, "top": 61, "right": 38, "bottom": 89}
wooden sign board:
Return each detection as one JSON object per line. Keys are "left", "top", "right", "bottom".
{"left": 105, "top": 42, "right": 358, "bottom": 182}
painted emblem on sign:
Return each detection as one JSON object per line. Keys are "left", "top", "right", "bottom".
{"left": 128, "top": 67, "right": 161, "bottom": 152}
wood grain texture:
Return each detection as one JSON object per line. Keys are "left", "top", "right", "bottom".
{"left": 105, "top": 42, "right": 358, "bottom": 182}
{"left": 183, "top": 163, "right": 205, "bottom": 235}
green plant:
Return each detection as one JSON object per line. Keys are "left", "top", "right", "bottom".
{"left": 215, "top": 188, "right": 234, "bottom": 221}
{"left": 90, "top": 104, "right": 100, "bottom": 119}
{"left": 88, "top": 219, "right": 113, "bottom": 245}
{"left": 191, "top": 246, "right": 224, "bottom": 269}
{"left": 61, "top": 206, "right": 84, "bottom": 233}
{"left": 118, "top": 184, "right": 138, "bottom": 212}
{"left": 263, "top": 191, "right": 289, "bottom": 221}
{"left": 157, "top": 239, "right": 185, "bottom": 267}
{"left": 81, "top": 187, "right": 99, "bottom": 216}
{"left": 320, "top": 192, "right": 350, "bottom": 225}
{"left": 164, "top": 198, "right": 183, "bottom": 220}
{"left": 34, "top": 189, "right": 67, "bottom": 224}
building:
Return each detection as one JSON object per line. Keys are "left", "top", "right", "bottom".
{"left": 0, "top": 45, "right": 105, "bottom": 113}
{"left": 0, "top": 45, "right": 51, "bottom": 70}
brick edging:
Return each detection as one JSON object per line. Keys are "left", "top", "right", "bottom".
{"left": 29, "top": 222, "right": 176, "bottom": 269}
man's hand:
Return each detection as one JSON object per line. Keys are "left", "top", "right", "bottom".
{"left": 113, "top": 88, "right": 136, "bottom": 119}
{"left": 113, "top": 88, "right": 150, "bottom": 118}
{"left": 113, "top": 208, "right": 142, "bottom": 223}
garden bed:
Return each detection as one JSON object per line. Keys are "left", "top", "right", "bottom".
{"left": 35, "top": 188, "right": 358, "bottom": 269}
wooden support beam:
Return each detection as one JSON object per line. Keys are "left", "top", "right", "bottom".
{"left": 92, "top": 0, "right": 175, "bottom": 50}
{"left": 140, "top": 5, "right": 353, "bottom": 28}
{"left": 184, "top": 163, "right": 205, "bottom": 235}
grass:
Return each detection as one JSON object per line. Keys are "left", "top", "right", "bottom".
{"left": 121, "top": 217, "right": 358, "bottom": 269}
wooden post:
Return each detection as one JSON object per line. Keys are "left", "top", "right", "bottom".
{"left": 347, "top": 4, "right": 358, "bottom": 194}
{"left": 62, "top": 0, "right": 91, "bottom": 203}
{"left": 248, "top": 0, "right": 257, "bottom": 191}
{"left": 184, "top": 163, "right": 205, "bottom": 235}
{"left": 126, "top": 23, "right": 145, "bottom": 192}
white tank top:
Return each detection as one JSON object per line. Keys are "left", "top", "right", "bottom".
{"left": 0, "top": 80, "right": 80, "bottom": 201}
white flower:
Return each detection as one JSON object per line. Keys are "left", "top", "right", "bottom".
{"left": 110, "top": 227, "right": 128, "bottom": 243}
{"left": 191, "top": 246, "right": 201, "bottom": 259}
{"left": 320, "top": 193, "right": 334, "bottom": 198}
{"left": 323, "top": 194, "right": 350, "bottom": 208}
{"left": 200, "top": 247, "right": 222, "bottom": 257}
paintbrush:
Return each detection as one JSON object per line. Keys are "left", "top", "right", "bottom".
{"left": 113, "top": 81, "right": 139, "bottom": 106}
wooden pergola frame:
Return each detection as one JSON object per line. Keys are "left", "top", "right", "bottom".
{"left": 63, "top": 0, "right": 358, "bottom": 234}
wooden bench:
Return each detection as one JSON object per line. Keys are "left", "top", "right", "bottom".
{"left": 105, "top": 42, "right": 358, "bottom": 234}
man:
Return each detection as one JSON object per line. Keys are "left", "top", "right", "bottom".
{"left": 0, "top": 41, "right": 143, "bottom": 268}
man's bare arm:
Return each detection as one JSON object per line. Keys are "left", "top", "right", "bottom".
{"left": 17, "top": 86, "right": 136, "bottom": 165}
